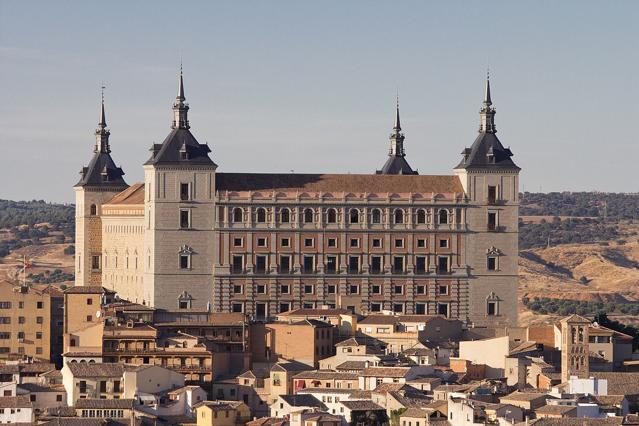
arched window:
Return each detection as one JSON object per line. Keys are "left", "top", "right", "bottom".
{"left": 394, "top": 209, "right": 404, "bottom": 224}
{"left": 349, "top": 209, "right": 359, "bottom": 224}
{"left": 327, "top": 209, "right": 337, "bottom": 224}
{"left": 256, "top": 208, "right": 267, "bottom": 223}
{"left": 438, "top": 209, "right": 449, "bottom": 224}
{"left": 304, "top": 209, "right": 314, "bottom": 223}
{"left": 233, "top": 208, "right": 243, "bottom": 223}
{"left": 371, "top": 209, "right": 381, "bottom": 224}
{"left": 416, "top": 209, "right": 426, "bottom": 224}
{"left": 90, "top": 204, "right": 97, "bottom": 216}
{"left": 280, "top": 208, "right": 290, "bottom": 223}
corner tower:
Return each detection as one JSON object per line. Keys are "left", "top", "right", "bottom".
{"left": 376, "top": 100, "right": 418, "bottom": 175}
{"left": 74, "top": 93, "right": 128, "bottom": 286}
{"left": 454, "top": 74, "right": 520, "bottom": 327}
{"left": 143, "top": 69, "right": 217, "bottom": 309}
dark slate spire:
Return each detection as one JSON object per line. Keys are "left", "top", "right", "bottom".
{"left": 75, "top": 89, "right": 128, "bottom": 188}
{"left": 455, "top": 75, "right": 519, "bottom": 171}
{"left": 172, "top": 65, "right": 190, "bottom": 130}
{"left": 95, "top": 87, "right": 110, "bottom": 153}
{"left": 145, "top": 69, "right": 216, "bottom": 167}
{"left": 376, "top": 97, "right": 418, "bottom": 175}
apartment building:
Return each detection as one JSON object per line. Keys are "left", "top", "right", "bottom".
{"left": 0, "top": 280, "right": 64, "bottom": 363}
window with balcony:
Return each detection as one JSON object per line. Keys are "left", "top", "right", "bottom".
{"left": 438, "top": 209, "right": 449, "bottom": 224}
{"left": 393, "top": 257, "right": 404, "bottom": 274}
{"left": 256, "top": 208, "right": 267, "bottom": 223}
{"left": 394, "top": 209, "right": 404, "bottom": 224}
{"left": 233, "top": 208, "right": 243, "bottom": 223}
{"left": 349, "top": 209, "right": 359, "bottom": 224}
{"left": 303, "top": 256, "right": 315, "bottom": 274}
{"left": 279, "top": 255, "right": 291, "bottom": 273}
{"left": 372, "top": 209, "right": 382, "bottom": 224}
{"left": 326, "top": 256, "right": 337, "bottom": 273}
{"left": 231, "top": 255, "right": 243, "bottom": 274}
{"left": 348, "top": 256, "right": 359, "bottom": 274}
{"left": 280, "top": 208, "right": 290, "bottom": 223}
{"left": 416, "top": 209, "right": 426, "bottom": 224}
{"left": 180, "top": 183, "right": 190, "bottom": 201}
{"left": 370, "top": 256, "right": 382, "bottom": 274}
{"left": 437, "top": 256, "right": 449, "bottom": 273}
{"left": 304, "top": 209, "right": 314, "bottom": 223}
{"left": 255, "top": 256, "right": 267, "bottom": 273}
{"left": 327, "top": 208, "right": 337, "bottom": 224}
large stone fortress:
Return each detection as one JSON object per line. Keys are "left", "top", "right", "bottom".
{"left": 74, "top": 71, "right": 520, "bottom": 327}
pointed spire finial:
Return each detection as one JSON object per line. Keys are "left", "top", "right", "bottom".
{"left": 394, "top": 91, "right": 401, "bottom": 131}
{"left": 99, "top": 84, "right": 107, "bottom": 129}
{"left": 172, "top": 65, "right": 190, "bottom": 129}
{"left": 484, "top": 68, "right": 492, "bottom": 106}
{"left": 177, "top": 63, "right": 185, "bottom": 102}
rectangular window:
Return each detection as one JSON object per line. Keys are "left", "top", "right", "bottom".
{"left": 232, "top": 303, "right": 243, "bottom": 313}
{"left": 99, "top": 381, "right": 107, "bottom": 393}
{"left": 233, "top": 238, "right": 243, "bottom": 247}
{"left": 304, "top": 238, "right": 314, "bottom": 248}
{"left": 326, "top": 256, "right": 337, "bottom": 274}
{"left": 437, "top": 256, "right": 449, "bottom": 273}
{"left": 281, "top": 238, "right": 290, "bottom": 248}
{"left": 348, "top": 256, "right": 359, "bottom": 274}
{"left": 257, "top": 238, "right": 267, "bottom": 247}
{"left": 255, "top": 255, "right": 267, "bottom": 274}
{"left": 417, "top": 239, "right": 426, "bottom": 248}
{"left": 437, "top": 303, "right": 450, "bottom": 317}
{"left": 233, "top": 285, "right": 243, "bottom": 294}
{"left": 371, "top": 284, "right": 381, "bottom": 295}
{"left": 0, "top": 302, "right": 11, "bottom": 309}
{"left": 487, "top": 257, "right": 497, "bottom": 271}
{"left": 280, "top": 284, "right": 290, "bottom": 294}
{"left": 349, "top": 284, "right": 359, "bottom": 295}
{"left": 279, "top": 303, "right": 291, "bottom": 313}
{"left": 393, "top": 285, "right": 403, "bottom": 295}
{"left": 179, "top": 254, "right": 191, "bottom": 269}
{"left": 488, "top": 212, "right": 497, "bottom": 231}
{"left": 180, "top": 183, "right": 190, "bottom": 201}
{"left": 416, "top": 285, "right": 426, "bottom": 295}
{"left": 350, "top": 238, "right": 359, "bottom": 248}
{"left": 91, "top": 255, "right": 101, "bottom": 271}
{"left": 327, "top": 284, "right": 336, "bottom": 294}
{"left": 372, "top": 238, "right": 382, "bottom": 248}
{"left": 256, "top": 284, "right": 266, "bottom": 294}
{"left": 393, "top": 303, "right": 404, "bottom": 313}
{"left": 370, "top": 256, "right": 382, "bottom": 274}
{"left": 487, "top": 185, "right": 497, "bottom": 204}
{"left": 87, "top": 298, "right": 93, "bottom": 305}
{"left": 179, "top": 209, "right": 191, "bottom": 229}
{"left": 79, "top": 381, "right": 87, "bottom": 393}
{"left": 303, "top": 256, "right": 315, "bottom": 274}
{"left": 439, "top": 239, "right": 449, "bottom": 248}
{"left": 279, "top": 255, "right": 291, "bottom": 273}
{"left": 231, "top": 255, "right": 243, "bottom": 274}
{"left": 36, "top": 316, "right": 43, "bottom": 324}
{"left": 395, "top": 238, "right": 404, "bottom": 248}
{"left": 304, "top": 284, "right": 314, "bottom": 295}
{"left": 327, "top": 238, "right": 337, "bottom": 248}
{"left": 415, "top": 256, "right": 427, "bottom": 274}
{"left": 415, "top": 303, "right": 427, "bottom": 315}
{"left": 487, "top": 301, "right": 497, "bottom": 316}
{"left": 371, "top": 302, "right": 382, "bottom": 312}
{"left": 393, "top": 256, "right": 404, "bottom": 274}
{"left": 438, "top": 285, "right": 449, "bottom": 296}
{"left": 18, "top": 316, "right": 25, "bottom": 324}
{"left": 113, "top": 381, "right": 121, "bottom": 393}
{"left": 0, "top": 332, "right": 10, "bottom": 339}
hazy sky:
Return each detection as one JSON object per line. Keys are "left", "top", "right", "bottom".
{"left": 1, "top": 1, "right": 638, "bottom": 202}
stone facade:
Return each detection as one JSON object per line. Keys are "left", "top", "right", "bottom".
{"left": 74, "top": 73, "right": 520, "bottom": 327}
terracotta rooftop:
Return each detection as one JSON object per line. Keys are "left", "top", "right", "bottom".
{"left": 400, "top": 407, "right": 435, "bottom": 419}
{"left": 75, "top": 398, "right": 136, "bottom": 409}
{"left": 591, "top": 372, "right": 639, "bottom": 396}
{"left": 0, "top": 395, "right": 32, "bottom": 408}
{"left": 105, "top": 182, "right": 145, "bottom": 205}
{"left": 361, "top": 366, "right": 411, "bottom": 378}
{"left": 64, "top": 286, "right": 114, "bottom": 294}
{"left": 339, "top": 400, "right": 384, "bottom": 411}
{"left": 500, "top": 391, "right": 550, "bottom": 402}
{"left": 293, "top": 370, "right": 358, "bottom": 380}
{"left": 359, "top": 314, "right": 444, "bottom": 325}
{"left": 535, "top": 404, "right": 577, "bottom": 416}
{"left": 66, "top": 362, "right": 124, "bottom": 378}
{"left": 216, "top": 173, "right": 463, "bottom": 195}
{"left": 278, "top": 308, "right": 351, "bottom": 317}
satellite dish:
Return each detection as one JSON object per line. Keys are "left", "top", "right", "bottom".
{"left": 96, "top": 311, "right": 102, "bottom": 318}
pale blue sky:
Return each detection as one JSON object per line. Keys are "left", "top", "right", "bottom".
{"left": 1, "top": 1, "right": 638, "bottom": 202}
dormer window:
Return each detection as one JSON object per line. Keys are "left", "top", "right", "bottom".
{"left": 179, "top": 143, "right": 189, "bottom": 160}
{"left": 101, "top": 172, "right": 109, "bottom": 182}
{"left": 486, "top": 147, "right": 495, "bottom": 163}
